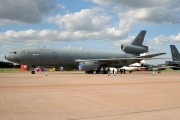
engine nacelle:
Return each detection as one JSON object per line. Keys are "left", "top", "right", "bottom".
{"left": 121, "top": 44, "right": 148, "bottom": 54}
{"left": 78, "top": 62, "right": 99, "bottom": 71}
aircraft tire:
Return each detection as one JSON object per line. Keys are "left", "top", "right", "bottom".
{"left": 85, "top": 70, "right": 94, "bottom": 74}
{"left": 123, "top": 69, "right": 126, "bottom": 74}
{"left": 158, "top": 69, "right": 161, "bottom": 73}
{"left": 31, "top": 71, "right": 35, "bottom": 74}
{"left": 104, "top": 71, "right": 108, "bottom": 74}
{"left": 120, "top": 70, "right": 123, "bottom": 74}
{"left": 95, "top": 70, "right": 101, "bottom": 74}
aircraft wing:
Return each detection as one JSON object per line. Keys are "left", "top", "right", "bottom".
{"left": 75, "top": 53, "right": 167, "bottom": 62}
{"left": 166, "top": 66, "right": 180, "bottom": 69}
{"left": 137, "top": 53, "right": 166, "bottom": 58}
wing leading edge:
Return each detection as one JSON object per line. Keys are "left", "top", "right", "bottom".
{"left": 75, "top": 53, "right": 166, "bottom": 62}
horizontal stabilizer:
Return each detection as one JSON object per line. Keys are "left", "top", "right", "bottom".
{"left": 137, "top": 53, "right": 166, "bottom": 58}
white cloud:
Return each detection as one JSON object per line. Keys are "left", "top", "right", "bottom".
{"left": 154, "top": 35, "right": 170, "bottom": 44}
{"left": 1, "top": 0, "right": 180, "bottom": 52}
{"left": 154, "top": 33, "right": 180, "bottom": 44}
{"left": 0, "top": 29, "right": 127, "bottom": 46}
{"left": 92, "top": 0, "right": 180, "bottom": 25}
{"left": 113, "top": 36, "right": 135, "bottom": 48}
{"left": 91, "top": 0, "right": 176, "bottom": 9}
{"left": 63, "top": 46, "right": 83, "bottom": 50}
{"left": 57, "top": 3, "right": 65, "bottom": 9}
{"left": 0, "top": 29, "right": 70, "bottom": 45}
{"left": 48, "top": 7, "right": 112, "bottom": 32}
{"left": 47, "top": 7, "right": 128, "bottom": 41}
{"left": 2, "top": 45, "right": 20, "bottom": 52}
{"left": 170, "top": 33, "right": 180, "bottom": 42}
{"left": 0, "top": 0, "right": 58, "bottom": 25}
{"left": 44, "top": 0, "right": 180, "bottom": 45}
{"left": 54, "top": 0, "right": 180, "bottom": 45}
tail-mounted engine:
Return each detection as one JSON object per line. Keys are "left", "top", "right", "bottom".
{"left": 121, "top": 44, "right": 148, "bottom": 54}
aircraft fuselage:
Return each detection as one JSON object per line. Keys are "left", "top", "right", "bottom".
{"left": 5, "top": 48, "right": 138, "bottom": 69}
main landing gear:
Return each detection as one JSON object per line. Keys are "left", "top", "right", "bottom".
{"left": 120, "top": 69, "right": 126, "bottom": 74}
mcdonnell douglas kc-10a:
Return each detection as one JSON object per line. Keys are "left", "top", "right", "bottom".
{"left": 5, "top": 30, "right": 166, "bottom": 74}
{"left": 166, "top": 45, "right": 180, "bottom": 70}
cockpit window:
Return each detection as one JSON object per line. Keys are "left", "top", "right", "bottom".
{"left": 9, "top": 51, "right": 17, "bottom": 54}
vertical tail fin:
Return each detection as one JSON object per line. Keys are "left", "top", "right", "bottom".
{"left": 170, "top": 45, "right": 180, "bottom": 61}
{"left": 131, "top": 30, "right": 146, "bottom": 46}
{"left": 121, "top": 30, "right": 148, "bottom": 54}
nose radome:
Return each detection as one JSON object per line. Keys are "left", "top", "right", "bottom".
{"left": 5, "top": 55, "right": 10, "bottom": 60}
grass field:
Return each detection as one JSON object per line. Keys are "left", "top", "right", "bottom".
{"left": 162, "top": 69, "right": 179, "bottom": 72}
{"left": 0, "top": 68, "right": 27, "bottom": 73}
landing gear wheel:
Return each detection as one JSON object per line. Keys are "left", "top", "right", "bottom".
{"left": 95, "top": 70, "right": 101, "bottom": 74}
{"left": 158, "top": 69, "right": 161, "bottom": 73}
{"left": 85, "top": 70, "right": 94, "bottom": 74}
{"left": 123, "top": 69, "right": 126, "bottom": 74}
{"left": 31, "top": 71, "right": 35, "bottom": 74}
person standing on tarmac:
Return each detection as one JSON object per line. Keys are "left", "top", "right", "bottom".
{"left": 113, "top": 69, "right": 116, "bottom": 76}
{"left": 108, "top": 67, "right": 110, "bottom": 76}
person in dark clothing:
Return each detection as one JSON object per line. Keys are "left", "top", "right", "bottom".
{"left": 108, "top": 67, "right": 110, "bottom": 76}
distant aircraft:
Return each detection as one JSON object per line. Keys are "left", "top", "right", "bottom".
{"left": 109, "top": 67, "right": 118, "bottom": 74}
{"left": 5, "top": 30, "right": 166, "bottom": 74}
{"left": 107, "top": 60, "right": 146, "bottom": 74}
{"left": 119, "top": 60, "right": 147, "bottom": 73}
{"left": 165, "top": 45, "right": 180, "bottom": 70}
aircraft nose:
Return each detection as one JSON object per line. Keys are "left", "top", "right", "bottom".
{"left": 5, "top": 55, "right": 9, "bottom": 60}
{"left": 5, "top": 54, "right": 10, "bottom": 61}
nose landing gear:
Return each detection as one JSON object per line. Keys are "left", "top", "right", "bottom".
{"left": 31, "top": 71, "right": 35, "bottom": 74}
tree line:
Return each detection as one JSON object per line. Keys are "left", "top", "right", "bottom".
{"left": 0, "top": 61, "right": 20, "bottom": 68}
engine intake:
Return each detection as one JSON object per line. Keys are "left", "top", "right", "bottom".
{"left": 78, "top": 62, "right": 99, "bottom": 71}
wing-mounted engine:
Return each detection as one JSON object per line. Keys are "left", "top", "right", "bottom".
{"left": 121, "top": 44, "right": 148, "bottom": 54}
{"left": 78, "top": 62, "right": 99, "bottom": 71}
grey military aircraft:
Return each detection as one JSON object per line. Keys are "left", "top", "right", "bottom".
{"left": 166, "top": 45, "right": 180, "bottom": 70}
{"left": 5, "top": 30, "right": 166, "bottom": 74}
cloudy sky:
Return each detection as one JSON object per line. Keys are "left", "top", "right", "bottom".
{"left": 0, "top": 0, "right": 180, "bottom": 64}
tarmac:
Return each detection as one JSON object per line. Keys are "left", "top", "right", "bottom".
{"left": 0, "top": 71, "right": 180, "bottom": 120}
